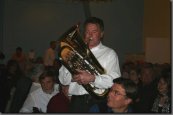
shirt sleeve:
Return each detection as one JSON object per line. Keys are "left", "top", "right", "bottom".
{"left": 19, "top": 94, "right": 35, "bottom": 113}
{"left": 93, "top": 50, "right": 121, "bottom": 89}
{"left": 59, "top": 65, "right": 72, "bottom": 85}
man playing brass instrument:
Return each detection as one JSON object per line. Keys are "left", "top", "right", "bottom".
{"left": 59, "top": 17, "right": 121, "bottom": 112}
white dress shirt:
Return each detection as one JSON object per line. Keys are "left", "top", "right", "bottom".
{"left": 20, "top": 84, "right": 59, "bottom": 113}
{"left": 59, "top": 42, "right": 121, "bottom": 95}
{"left": 29, "top": 82, "right": 41, "bottom": 93}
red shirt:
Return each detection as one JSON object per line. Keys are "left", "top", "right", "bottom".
{"left": 47, "top": 92, "right": 69, "bottom": 113}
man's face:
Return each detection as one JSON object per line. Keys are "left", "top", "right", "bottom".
{"left": 40, "top": 76, "right": 55, "bottom": 94}
{"left": 84, "top": 23, "right": 103, "bottom": 49}
{"left": 140, "top": 68, "right": 153, "bottom": 85}
{"left": 107, "top": 83, "right": 129, "bottom": 111}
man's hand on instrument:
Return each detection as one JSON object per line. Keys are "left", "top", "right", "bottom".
{"left": 72, "top": 69, "right": 95, "bottom": 85}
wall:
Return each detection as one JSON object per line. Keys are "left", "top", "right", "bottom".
{"left": 143, "top": 0, "right": 171, "bottom": 64}
{"left": 3, "top": 0, "right": 85, "bottom": 62}
{"left": 145, "top": 37, "right": 170, "bottom": 63}
{"left": 89, "top": 0, "right": 144, "bottom": 65}
{"left": 143, "top": 0, "right": 170, "bottom": 38}
{"left": 0, "top": 0, "right": 4, "bottom": 51}
{"left": 1, "top": 0, "right": 144, "bottom": 66}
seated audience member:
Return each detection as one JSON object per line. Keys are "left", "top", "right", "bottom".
{"left": 11, "top": 47, "right": 26, "bottom": 72}
{"left": 9, "top": 76, "right": 32, "bottom": 113}
{"left": 27, "top": 57, "right": 45, "bottom": 93}
{"left": 19, "top": 70, "right": 59, "bottom": 113}
{"left": 27, "top": 49, "right": 36, "bottom": 63}
{"left": 43, "top": 41, "right": 57, "bottom": 67}
{"left": 128, "top": 65, "right": 141, "bottom": 85}
{"left": 47, "top": 85, "right": 70, "bottom": 113}
{"left": 121, "top": 61, "right": 135, "bottom": 79}
{"left": 4, "top": 60, "right": 25, "bottom": 112}
{"left": 27, "top": 57, "right": 44, "bottom": 83}
{"left": 151, "top": 73, "right": 171, "bottom": 113}
{"left": 45, "top": 59, "right": 62, "bottom": 84}
{"left": 89, "top": 77, "right": 139, "bottom": 113}
{"left": 133, "top": 63, "right": 158, "bottom": 113}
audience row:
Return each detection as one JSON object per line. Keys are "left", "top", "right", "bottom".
{"left": 0, "top": 48, "right": 171, "bottom": 113}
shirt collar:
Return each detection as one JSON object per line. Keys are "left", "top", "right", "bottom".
{"left": 91, "top": 42, "right": 102, "bottom": 52}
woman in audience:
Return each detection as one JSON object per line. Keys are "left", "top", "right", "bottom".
{"left": 151, "top": 71, "right": 171, "bottom": 113}
{"left": 133, "top": 62, "right": 158, "bottom": 113}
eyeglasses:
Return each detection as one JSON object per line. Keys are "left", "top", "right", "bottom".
{"left": 110, "top": 89, "right": 126, "bottom": 97}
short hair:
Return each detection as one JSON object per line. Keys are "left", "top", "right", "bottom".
{"left": 113, "top": 77, "right": 138, "bottom": 101}
{"left": 84, "top": 17, "right": 104, "bottom": 31}
{"left": 39, "top": 70, "right": 56, "bottom": 82}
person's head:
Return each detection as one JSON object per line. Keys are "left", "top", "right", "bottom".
{"left": 16, "top": 47, "right": 23, "bottom": 56}
{"left": 140, "top": 63, "right": 155, "bottom": 85}
{"left": 0, "top": 51, "right": 5, "bottom": 60}
{"left": 129, "top": 66, "right": 140, "bottom": 84}
{"left": 83, "top": 17, "right": 104, "bottom": 49}
{"left": 7, "top": 59, "right": 21, "bottom": 74}
{"left": 39, "top": 70, "right": 56, "bottom": 94}
{"left": 157, "top": 74, "right": 171, "bottom": 97}
{"left": 121, "top": 61, "right": 135, "bottom": 79}
{"left": 107, "top": 77, "right": 138, "bottom": 113}
{"left": 50, "top": 41, "right": 57, "bottom": 50}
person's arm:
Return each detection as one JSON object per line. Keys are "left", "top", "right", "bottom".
{"left": 19, "top": 94, "right": 35, "bottom": 113}
{"left": 59, "top": 65, "right": 72, "bottom": 85}
{"left": 73, "top": 50, "right": 121, "bottom": 89}
{"left": 93, "top": 50, "right": 121, "bottom": 89}
{"left": 49, "top": 49, "right": 56, "bottom": 63}
{"left": 43, "top": 50, "right": 49, "bottom": 66}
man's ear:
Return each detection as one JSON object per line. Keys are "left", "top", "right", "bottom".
{"left": 101, "top": 32, "right": 104, "bottom": 38}
{"left": 125, "top": 98, "right": 132, "bottom": 105}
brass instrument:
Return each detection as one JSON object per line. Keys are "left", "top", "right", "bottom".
{"left": 58, "top": 24, "right": 109, "bottom": 99}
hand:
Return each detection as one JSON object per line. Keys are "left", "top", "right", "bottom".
{"left": 33, "top": 107, "right": 41, "bottom": 113}
{"left": 72, "top": 69, "right": 95, "bottom": 85}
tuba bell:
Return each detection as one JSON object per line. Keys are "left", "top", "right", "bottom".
{"left": 58, "top": 24, "right": 109, "bottom": 99}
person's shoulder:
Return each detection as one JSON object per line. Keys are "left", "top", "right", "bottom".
{"left": 49, "top": 93, "right": 58, "bottom": 102}
{"left": 101, "top": 44, "right": 116, "bottom": 52}
{"left": 44, "top": 47, "right": 52, "bottom": 53}
{"left": 101, "top": 44, "right": 117, "bottom": 56}
{"left": 30, "top": 87, "right": 43, "bottom": 96}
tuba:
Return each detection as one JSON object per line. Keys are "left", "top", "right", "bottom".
{"left": 58, "top": 24, "right": 109, "bottom": 99}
